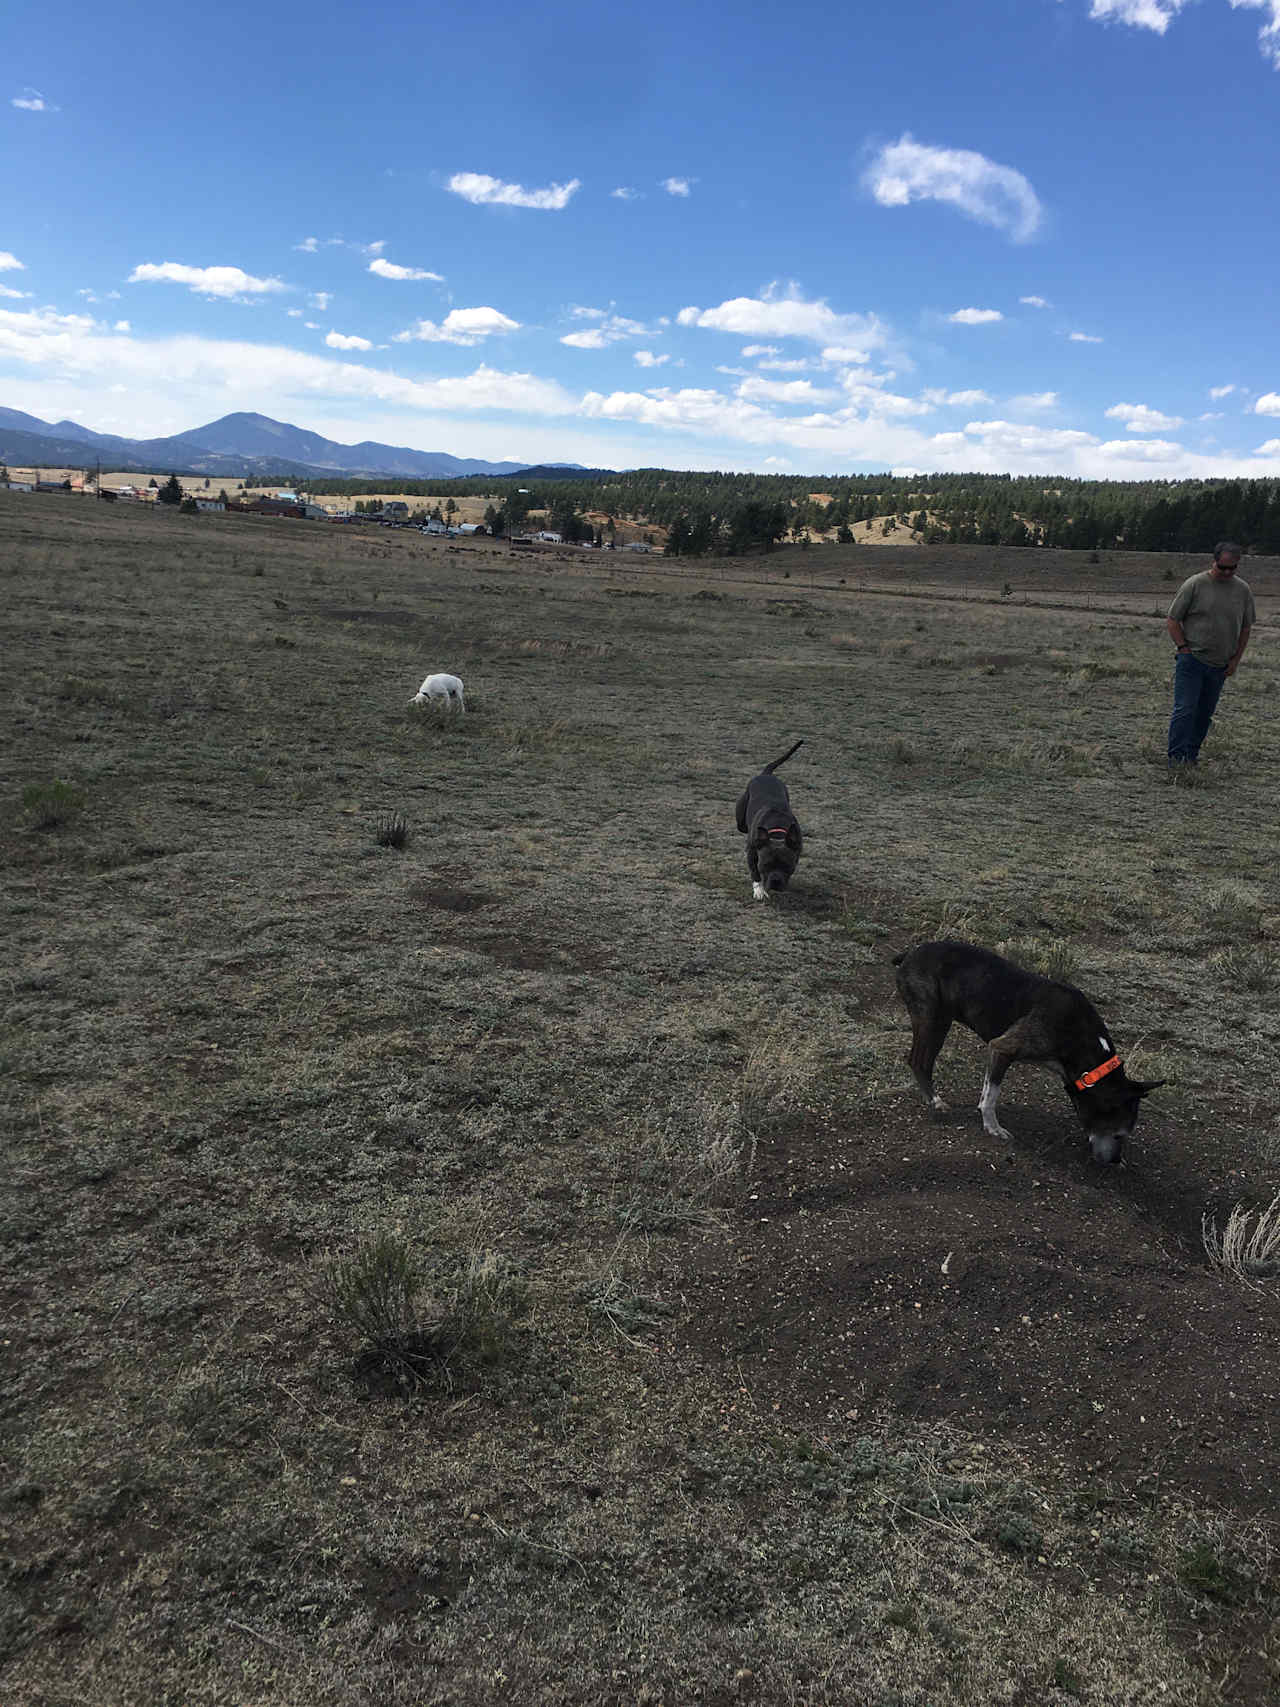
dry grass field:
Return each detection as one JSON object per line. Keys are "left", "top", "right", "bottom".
{"left": 4, "top": 493, "right": 1279, "bottom": 1706}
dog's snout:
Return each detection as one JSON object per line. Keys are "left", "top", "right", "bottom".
{"left": 766, "top": 872, "right": 788, "bottom": 891}
{"left": 1089, "top": 1132, "right": 1124, "bottom": 1165}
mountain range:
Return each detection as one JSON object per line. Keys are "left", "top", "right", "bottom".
{"left": 0, "top": 408, "right": 560, "bottom": 480}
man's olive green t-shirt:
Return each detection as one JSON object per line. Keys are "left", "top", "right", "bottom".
{"left": 1167, "top": 572, "right": 1256, "bottom": 669}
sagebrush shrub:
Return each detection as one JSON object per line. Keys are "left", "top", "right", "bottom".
{"left": 23, "top": 779, "right": 86, "bottom": 831}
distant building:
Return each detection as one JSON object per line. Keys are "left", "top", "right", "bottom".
{"left": 195, "top": 497, "right": 226, "bottom": 512}
{"left": 424, "top": 518, "right": 447, "bottom": 534}
{"left": 535, "top": 530, "right": 563, "bottom": 544}
{"left": 458, "top": 523, "right": 485, "bottom": 534}
{"left": 383, "top": 500, "right": 409, "bottom": 518}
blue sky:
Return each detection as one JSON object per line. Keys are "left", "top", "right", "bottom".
{"left": 4, "top": 0, "right": 1279, "bottom": 477}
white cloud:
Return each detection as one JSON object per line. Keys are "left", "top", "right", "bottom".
{"left": 677, "top": 287, "right": 886, "bottom": 351}
{"left": 11, "top": 89, "right": 52, "bottom": 111}
{"left": 0, "top": 307, "right": 577, "bottom": 430}
{"left": 1009, "top": 391, "right": 1058, "bottom": 410}
{"left": 864, "top": 134, "right": 1042, "bottom": 242}
{"left": 962, "top": 419, "right": 1099, "bottom": 456}
{"left": 129, "top": 262, "right": 287, "bottom": 299}
{"left": 325, "top": 331, "right": 373, "bottom": 351}
{"left": 1200, "top": 411, "right": 1224, "bottom": 421}
{"left": 304, "top": 322, "right": 320, "bottom": 330}
{"left": 1105, "top": 402, "right": 1184, "bottom": 433}
{"left": 737, "top": 375, "right": 838, "bottom": 404}
{"left": 0, "top": 284, "right": 30, "bottom": 299}
{"left": 365, "top": 240, "right": 386, "bottom": 256}
{"left": 113, "top": 320, "right": 130, "bottom": 332}
{"left": 634, "top": 350, "right": 669, "bottom": 367}
{"left": 1210, "top": 384, "right": 1236, "bottom": 399}
{"left": 662, "top": 177, "right": 692, "bottom": 196}
{"left": 286, "top": 308, "right": 303, "bottom": 318}
{"left": 1020, "top": 295, "right": 1050, "bottom": 308}
{"left": 294, "top": 237, "right": 319, "bottom": 253}
{"left": 0, "top": 252, "right": 25, "bottom": 272}
{"left": 1069, "top": 331, "right": 1103, "bottom": 343}
{"left": 611, "top": 186, "right": 639, "bottom": 200}
{"left": 1230, "top": 0, "right": 1280, "bottom": 69}
{"left": 393, "top": 306, "right": 520, "bottom": 345}
{"left": 758, "top": 358, "right": 812, "bottom": 372}
{"left": 1087, "top": 0, "right": 1280, "bottom": 67}
{"left": 840, "top": 376, "right": 933, "bottom": 417}
{"left": 821, "top": 345, "right": 871, "bottom": 365}
{"left": 921, "top": 387, "right": 992, "bottom": 406}
{"left": 1256, "top": 437, "right": 1280, "bottom": 455}
{"left": 446, "top": 172, "right": 580, "bottom": 210}
{"left": 560, "top": 309, "right": 648, "bottom": 349}
{"left": 1088, "top": 0, "right": 1189, "bottom": 33}
{"left": 949, "top": 307, "right": 1004, "bottom": 325}
{"left": 308, "top": 292, "right": 331, "bottom": 311}
{"left": 1094, "top": 437, "right": 1185, "bottom": 462}
{"left": 1253, "top": 392, "right": 1280, "bottom": 415}
{"left": 741, "top": 344, "right": 778, "bottom": 357}
{"left": 369, "top": 258, "right": 445, "bottom": 281}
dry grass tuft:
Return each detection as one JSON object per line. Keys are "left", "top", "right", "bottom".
{"left": 1202, "top": 1193, "right": 1280, "bottom": 1285}
{"left": 997, "top": 934, "right": 1080, "bottom": 984}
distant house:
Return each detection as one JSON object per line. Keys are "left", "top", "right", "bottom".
{"left": 382, "top": 501, "right": 409, "bottom": 519}
{"left": 6, "top": 480, "right": 33, "bottom": 492}
{"left": 535, "top": 530, "right": 563, "bottom": 544}
{"left": 458, "top": 522, "right": 485, "bottom": 535}
{"left": 195, "top": 497, "right": 226, "bottom": 512}
{"left": 424, "top": 518, "right": 447, "bottom": 534}
{"left": 622, "top": 542, "right": 651, "bottom": 553}
{"left": 304, "top": 503, "right": 330, "bottom": 520}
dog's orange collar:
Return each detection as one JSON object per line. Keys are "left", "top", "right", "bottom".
{"left": 1075, "top": 1054, "right": 1121, "bottom": 1091}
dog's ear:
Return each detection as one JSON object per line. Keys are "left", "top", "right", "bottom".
{"left": 785, "top": 824, "right": 802, "bottom": 851}
{"left": 1132, "top": 1078, "right": 1164, "bottom": 1096}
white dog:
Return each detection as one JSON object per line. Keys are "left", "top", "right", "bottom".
{"left": 409, "top": 672, "right": 466, "bottom": 712}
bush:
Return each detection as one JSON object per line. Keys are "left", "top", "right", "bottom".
{"left": 318, "top": 1230, "right": 529, "bottom": 1390}
{"left": 22, "top": 779, "right": 86, "bottom": 830}
{"left": 376, "top": 812, "right": 409, "bottom": 849}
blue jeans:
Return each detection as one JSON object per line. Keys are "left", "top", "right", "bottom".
{"left": 1167, "top": 652, "right": 1227, "bottom": 764}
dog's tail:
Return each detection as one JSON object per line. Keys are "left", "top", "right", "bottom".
{"left": 763, "top": 739, "right": 804, "bottom": 774}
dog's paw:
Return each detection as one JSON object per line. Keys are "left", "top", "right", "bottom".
{"left": 752, "top": 882, "right": 767, "bottom": 902}
{"left": 930, "top": 1094, "right": 949, "bottom": 1112}
{"left": 980, "top": 1115, "right": 1013, "bottom": 1141}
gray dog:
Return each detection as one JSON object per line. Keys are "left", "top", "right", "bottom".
{"left": 735, "top": 740, "right": 804, "bottom": 901}
{"left": 893, "top": 939, "right": 1162, "bottom": 1163}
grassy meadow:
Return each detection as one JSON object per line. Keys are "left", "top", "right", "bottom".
{"left": 3, "top": 492, "right": 1279, "bottom": 1706}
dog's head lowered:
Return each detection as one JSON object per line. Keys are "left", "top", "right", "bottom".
{"left": 754, "top": 821, "right": 802, "bottom": 892}
{"left": 1066, "top": 1067, "right": 1163, "bottom": 1164}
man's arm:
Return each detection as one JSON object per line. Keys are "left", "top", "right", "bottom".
{"left": 1166, "top": 615, "right": 1192, "bottom": 651}
{"left": 1227, "top": 624, "right": 1251, "bottom": 676}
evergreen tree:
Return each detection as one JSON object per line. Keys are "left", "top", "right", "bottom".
{"left": 157, "top": 474, "right": 183, "bottom": 506}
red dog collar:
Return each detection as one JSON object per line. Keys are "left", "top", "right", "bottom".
{"left": 767, "top": 828, "right": 789, "bottom": 837}
{"left": 1075, "top": 1054, "right": 1121, "bottom": 1091}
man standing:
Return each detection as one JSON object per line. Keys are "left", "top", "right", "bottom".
{"left": 1165, "top": 541, "right": 1255, "bottom": 775}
